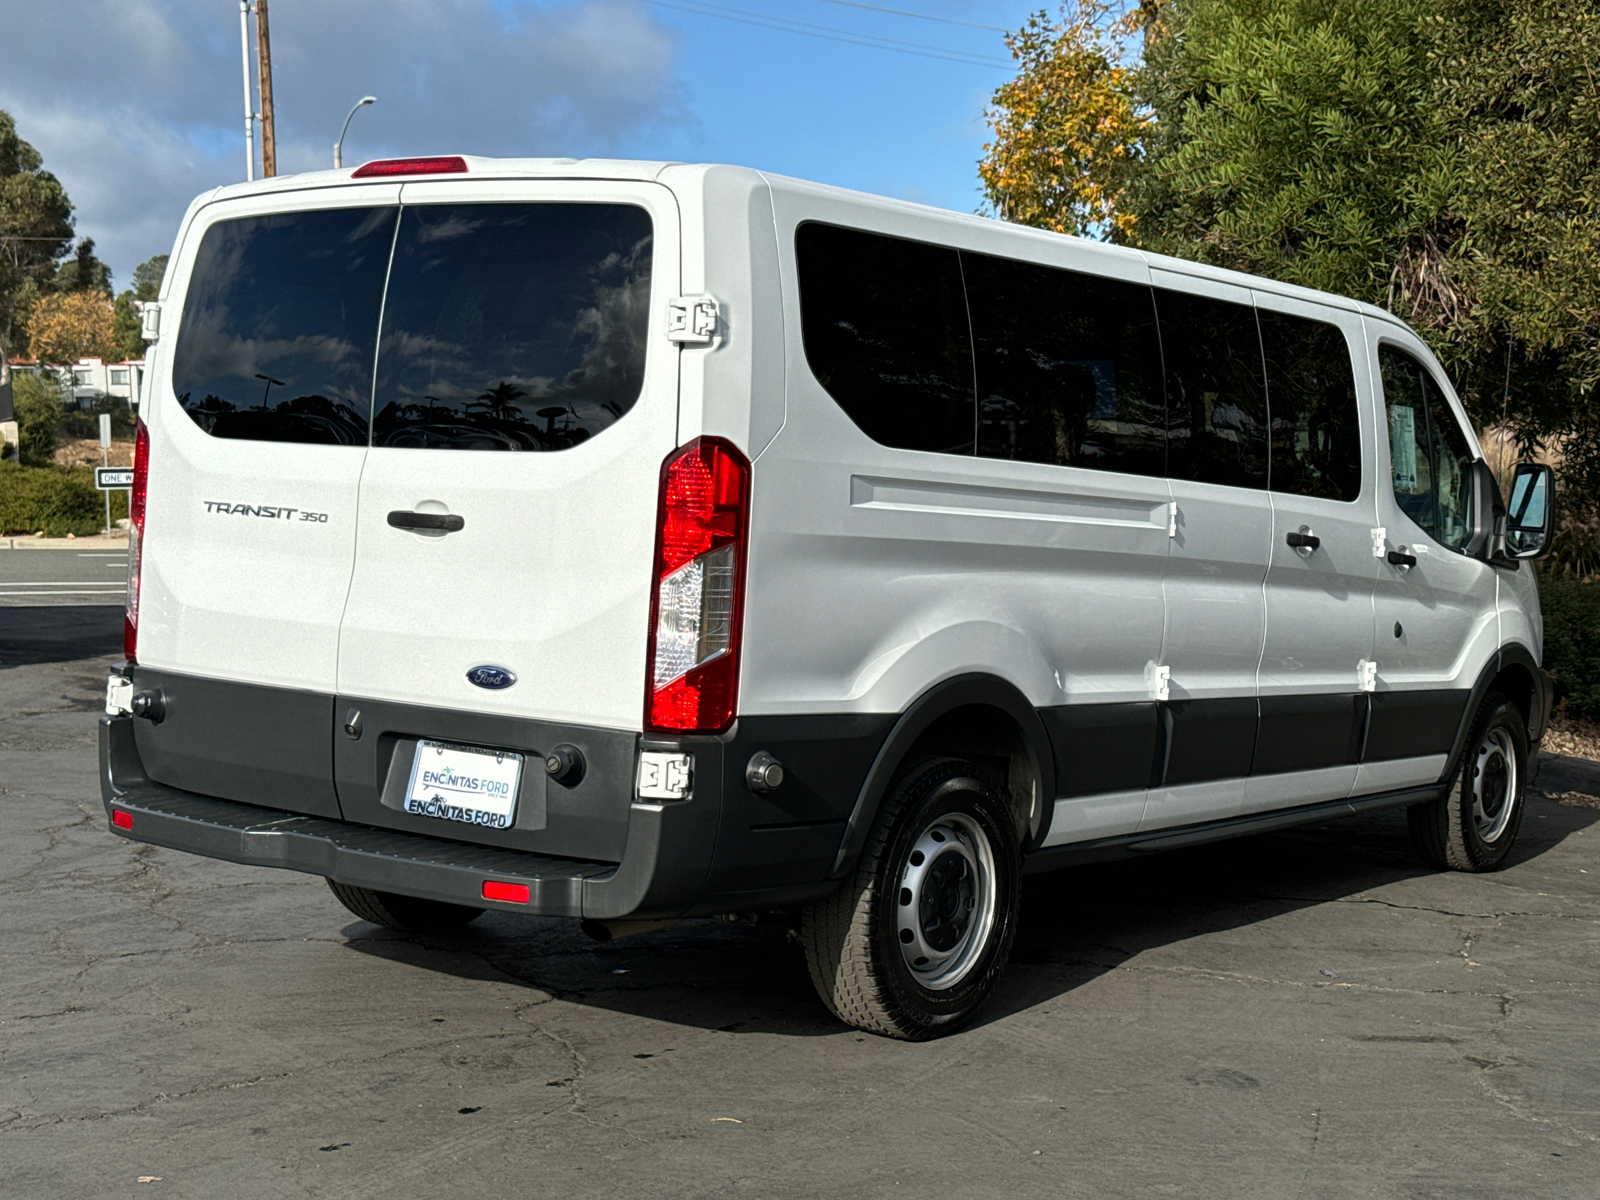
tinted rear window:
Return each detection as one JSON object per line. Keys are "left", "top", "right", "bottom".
{"left": 965, "top": 252, "right": 1165, "bottom": 476}
{"left": 795, "top": 223, "right": 976, "bottom": 454}
{"left": 171, "top": 207, "right": 396, "bottom": 445}
{"left": 371, "top": 203, "right": 653, "bottom": 450}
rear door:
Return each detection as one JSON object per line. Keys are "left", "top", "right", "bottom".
{"left": 135, "top": 186, "right": 399, "bottom": 817}
{"left": 1250, "top": 294, "right": 1379, "bottom": 814}
{"left": 333, "top": 179, "right": 680, "bottom": 849}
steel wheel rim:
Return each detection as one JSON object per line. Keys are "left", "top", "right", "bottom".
{"left": 894, "top": 811, "right": 998, "bottom": 991}
{"left": 1472, "top": 727, "right": 1518, "bottom": 843}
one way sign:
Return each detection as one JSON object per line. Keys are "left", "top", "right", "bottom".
{"left": 95, "top": 467, "right": 134, "bottom": 490}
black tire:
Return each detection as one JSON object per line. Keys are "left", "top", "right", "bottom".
{"left": 1408, "top": 691, "right": 1529, "bottom": 872}
{"left": 325, "top": 879, "right": 484, "bottom": 933}
{"left": 800, "top": 757, "right": 1021, "bottom": 1040}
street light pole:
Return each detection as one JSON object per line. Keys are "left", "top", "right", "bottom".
{"left": 334, "top": 96, "right": 377, "bottom": 169}
{"left": 239, "top": 0, "right": 255, "bottom": 181}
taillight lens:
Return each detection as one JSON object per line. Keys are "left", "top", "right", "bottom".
{"left": 124, "top": 419, "right": 149, "bottom": 662}
{"left": 645, "top": 438, "right": 751, "bottom": 734}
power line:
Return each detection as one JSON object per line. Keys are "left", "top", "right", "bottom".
{"left": 641, "top": 0, "right": 1013, "bottom": 68}
{"left": 807, "top": 0, "right": 1009, "bottom": 33}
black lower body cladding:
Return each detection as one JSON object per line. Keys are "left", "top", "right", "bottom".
{"left": 102, "top": 668, "right": 894, "bottom": 919}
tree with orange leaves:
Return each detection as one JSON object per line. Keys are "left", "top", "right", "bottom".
{"left": 978, "top": 1, "right": 1152, "bottom": 240}
{"left": 26, "top": 290, "right": 116, "bottom": 366}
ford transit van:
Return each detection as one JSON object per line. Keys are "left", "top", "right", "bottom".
{"left": 101, "top": 156, "right": 1557, "bottom": 1039}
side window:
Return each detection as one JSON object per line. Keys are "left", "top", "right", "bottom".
{"left": 964, "top": 253, "right": 1166, "bottom": 477}
{"left": 372, "top": 203, "right": 653, "bottom": 451}
{"left": 795, "top": 223, "right": 975, "bottom": 454}
{"left": 1154, "top": 289, "right": 1268, "bottom": 488}
{"left": 1258, "top": 309, "right": 1362, "bottom": 502}
{"left": 171, "top": 207, "right": 396, "bottom": 445}
{"left": 1378, "top": 346, "right": 1477, "bottom": 550}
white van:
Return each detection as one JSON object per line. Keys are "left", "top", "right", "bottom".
{"left": 101, "top": 156, "right": 1557, "bottom": 1040}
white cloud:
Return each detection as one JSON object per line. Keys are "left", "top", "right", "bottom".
{"left": 0, "top": 0, "right": 684, "bottom": 287}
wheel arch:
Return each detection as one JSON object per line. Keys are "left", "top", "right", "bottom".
{"left": 1439, "top": 643, "right": 1550, "bottom": 785}
{"left": 827, "top": 673, "right": 1056, "bottom": 880}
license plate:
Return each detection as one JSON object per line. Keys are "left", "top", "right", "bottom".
{"left": 404, "top": 740, "right": 523, "bottom": 829}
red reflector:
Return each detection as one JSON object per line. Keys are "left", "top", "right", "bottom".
{"left": 482, "top": 880, "right": 530, "bottom": 904}
{"left": 112, "top": 810, "right": 133, "bottom": 830}
{"left": 350, "top": 156, "right": 468, "bottom": 179}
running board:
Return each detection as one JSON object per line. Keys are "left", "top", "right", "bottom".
{"left": 1022, "top": 785, "right": 1444, "bottom": 875}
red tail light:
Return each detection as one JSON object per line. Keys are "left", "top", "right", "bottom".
{"left": 350, "top": 156, "right": 468, "bottom": 179}
{"left": 124, "top": 419, "right": 149, "bottom": 662}
{"left": 645, "top": 438, "right": 751, "bottom": 734}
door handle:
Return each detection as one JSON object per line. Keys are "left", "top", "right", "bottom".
{"left": 1286, "top": 529, "right": 1321, "bottom": 552}
{"left": 1387, "top": 549, "right": 1417, "bottom": 570}
{"left": 387, "top": 510, "right": 465, "bottom": 533}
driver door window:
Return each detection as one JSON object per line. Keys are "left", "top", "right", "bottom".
{"left": 1378, "top": 346, "right": 1475, "bottom": 551}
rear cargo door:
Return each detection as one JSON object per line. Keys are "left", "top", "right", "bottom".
{"left": 333, "top": 180, "right": 681, "bottom": 840}
{"left": 134, "top": 186, "right": 400, "bottom": 817}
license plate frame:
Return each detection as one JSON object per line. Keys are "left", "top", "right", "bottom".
{"left": 404, "top": 739, "right": 524, "bottom": 830}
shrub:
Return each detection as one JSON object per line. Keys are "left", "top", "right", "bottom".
{"left": 12, "top": 372, "right": 61, "bottom": 467}
{"left": 0, "top": 461, "right": 125, "bottom": 537}
{"left": 1539, "top": 575, "right": 1600, "bottom": 719}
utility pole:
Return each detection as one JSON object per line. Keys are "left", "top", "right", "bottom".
{"left": 239, "top": 0, "right": 255, "bottom": 181}
{"left": 255, "top": 0, "right": 276, "bottom": 177}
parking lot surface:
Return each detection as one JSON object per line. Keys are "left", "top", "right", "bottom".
{"left": 4, "top": 608, "right": 1600, "bottom": 1198}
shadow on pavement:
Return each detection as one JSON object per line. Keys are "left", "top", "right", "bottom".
{"left": 0, "top": 605, "right": 124, "bottom": 668}
{"left": 337, "top": 792, "right": 1600, "bottom": 1038}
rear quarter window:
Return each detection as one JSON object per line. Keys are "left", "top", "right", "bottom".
{"left": 170, "top": 207, "right": 397, "bottom": 446}
{"left": 795, "top": 222, "right": 976, "bottom": 455}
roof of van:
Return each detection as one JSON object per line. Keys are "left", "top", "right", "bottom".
{"left": 194, "top": 156, "right": 1407, "bottom": 332}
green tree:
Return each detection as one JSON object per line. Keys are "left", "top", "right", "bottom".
{"left": 0, "top": 110, "right": 74, "bottom": 384}
{"left": 12, "top": 370, "right": 60, "bottom": 466}
{"left": 112, "top": 291, "right": 143, "bottom": 362}
{"left": 132, "top": 253, "right": 167, "bottom": 301}
{"left": 52, "top": 236, "right": 112, "bottom": 295}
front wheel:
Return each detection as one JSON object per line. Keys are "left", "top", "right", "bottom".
{"left": 801, "top": 757, "right": 1021, "bottom": 1040}
{"left": 1408, "top": 691, "right": 1529, "bottom": 872}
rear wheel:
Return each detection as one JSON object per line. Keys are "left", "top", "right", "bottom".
{"left": 1408, "top": 691, "right": 1528, "bottom": 872}
{"left": 800, "top": 757, "right": 1021, "bottom": 1040}
{"left": 326, "top": 879, "right": 484, "bottom": 933}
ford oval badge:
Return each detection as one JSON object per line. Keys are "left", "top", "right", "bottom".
{"left": 466, "top": 664, "right": 517, "bottom": 690}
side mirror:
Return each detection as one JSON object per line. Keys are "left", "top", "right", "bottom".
{"left": 1504, "top": 463, "right": 1555, "bottom": 559}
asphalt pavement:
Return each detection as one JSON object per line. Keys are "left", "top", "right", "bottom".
{"left": 4, "top": 606, "right": 1600, "bottom": 1198}
{"left": 0, "top": 544, "right": 128, "bottom": 607}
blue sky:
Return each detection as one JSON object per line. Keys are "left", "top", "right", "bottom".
{"left": 0, "top": 0, "right": 1045, "bottom": 289}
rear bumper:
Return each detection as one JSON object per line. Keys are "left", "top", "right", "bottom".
{"left": 102, "top": 713, "right": 722, "bottom": 920}
{"left": 100, "top": 708, "right": 864, "bottom": 918}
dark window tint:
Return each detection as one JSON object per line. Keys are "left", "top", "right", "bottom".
{"left": 1259, "top": 309, "right": 1362, "bottom": 502}
{"left": 372, "top": 203, "right": 652, "bottom": 451}
{"left": 1379, "top": 346, "right": 1476, "bottom": 549}
{"left": 795, "top": 223, "right": 975, "bottom": 454}
{"left": 1155, "top": 289, "right": 1268, "bottom": 489}
{"left": 171, "top": 207, "right": 395, "bottom": 445}
{"left": 966, "top": 253, "right": 1166, "bottom": 476}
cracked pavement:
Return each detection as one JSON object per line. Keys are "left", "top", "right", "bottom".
{"left": 4, "top": 607, "right": 1600, "bottom": 1198}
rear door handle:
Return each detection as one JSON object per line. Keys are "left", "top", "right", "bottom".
{"left": 387, "top": 510, "right": 465, "bottom": 533}
{"left": 1387, "top": 549, "right": 1417, "bottom": 569}
{"left": 1286, "top": 530, "right": 1321, "bottom": 551}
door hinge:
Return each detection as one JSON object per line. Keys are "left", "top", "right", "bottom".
{"left": 1168, "top": 501, "right": 1178, "bottom": 539}
{"left": 637, "top": 751, "right": 694, "bottom": 800}
{"left": 666, "top": 295, "right": 719, "bottom": 345}
{"left": 1146, "top": 661, "right": 1171, "bottom": 702}
{"left": 1370, "top": 527, "right": 1387, "bottom": 558}
{"left": 139, "top": 301, "right": 161, "bottom": 342}
{"left": 1358, "top": 659, "right": 1378, "bottom": 692}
